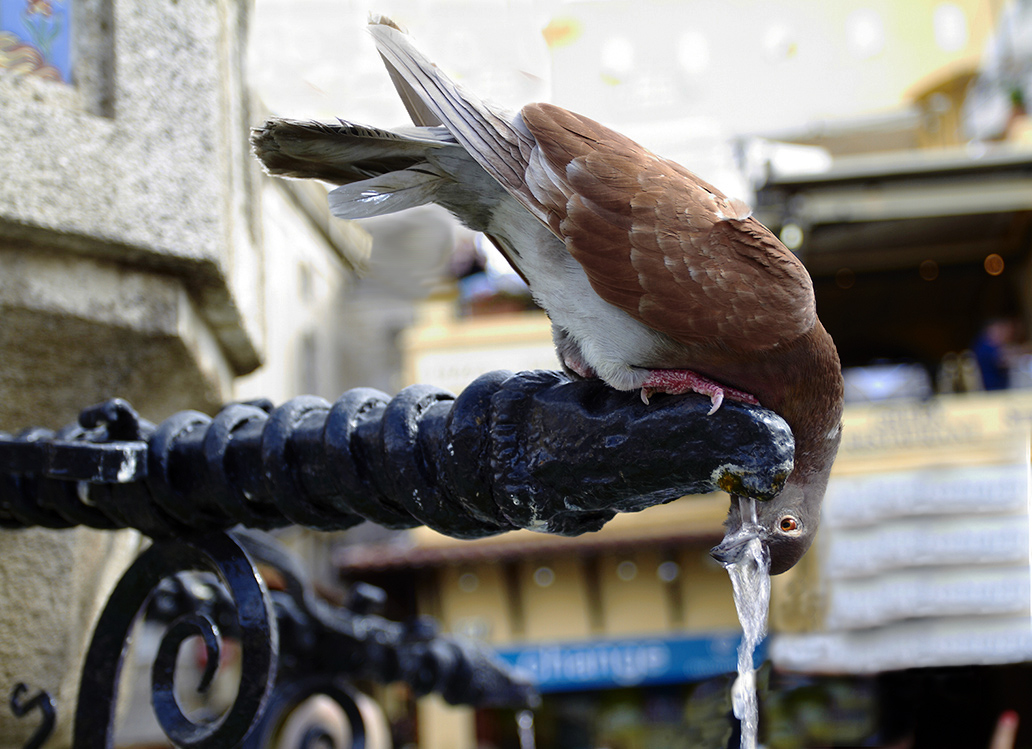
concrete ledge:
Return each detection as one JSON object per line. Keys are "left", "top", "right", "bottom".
{"left": 0, "top": 248, "right": 231, "bottom": 430}
{"left": 0, "top": 0, "right": 263, "bottom": 375}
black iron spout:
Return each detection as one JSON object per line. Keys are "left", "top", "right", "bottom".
{"left": 0, "top": 370, "right": 794, "bottom": 540}
{"left": 0, "top": 370, "right": 793, "bottom": 540}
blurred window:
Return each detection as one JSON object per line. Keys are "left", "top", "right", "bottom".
{"left": 0, "top": 0, "right": 73, "bottom": 82}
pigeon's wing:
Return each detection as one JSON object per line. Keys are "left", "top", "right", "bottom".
{"left": 519, "top": 103, "right": 817, "bottom": 353}
{"left": 369, "top": 20, "right": 538, "bottom": 196}
{"left": 370, "top": 20, "right": 815, "bottom": 353}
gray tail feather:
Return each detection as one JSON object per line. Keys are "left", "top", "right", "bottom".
{"left": 250, "top": 118, "right": 447, "bottom": 185}
{"left": 327, "top": 168, "right": 445, "bottom": 220}
{"left": 250, "top": 118, "right": 453, "bottom": 220}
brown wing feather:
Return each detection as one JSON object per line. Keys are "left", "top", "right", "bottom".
{"left": 368, "top": 22, "right": 815, "bottom": 354}
{"left": 520, "top": 102, "right": 816, "bottom": 353}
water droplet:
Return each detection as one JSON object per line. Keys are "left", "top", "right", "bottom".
{"left": 517, "top": 709, "right": 536, "bottom": 749}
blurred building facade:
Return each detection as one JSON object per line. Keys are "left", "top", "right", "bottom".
{"left": 339, "top": 496, "right": 748, "bottom": 749}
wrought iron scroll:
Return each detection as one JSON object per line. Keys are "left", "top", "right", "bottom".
{"left": 0, "top": 370, "right": 795, "bottom": 539}
{"left": 71, "top": 528, "right": 536, "bottom": 747}
{"left": 73, "top": 531, "right": 277, "bottom": 748}
{"left": 9, "top": 683, "right": 55, "bottom": 749}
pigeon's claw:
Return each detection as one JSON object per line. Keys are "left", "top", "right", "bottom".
{"left": 639, "top": 369, "right": 759, "bottom": 414}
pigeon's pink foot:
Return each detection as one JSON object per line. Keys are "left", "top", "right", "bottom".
{"left": 561, "top": 353, "right": 597, "bottom": 380}
{"left": 640, "top": 370, "right": 760, "bottom": 414}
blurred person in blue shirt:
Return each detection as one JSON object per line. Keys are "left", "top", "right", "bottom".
{"left": 972, "top": 318, "right": 1023, "bottom": 391}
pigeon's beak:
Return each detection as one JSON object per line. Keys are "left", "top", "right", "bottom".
{"left": 710, "top": 527, "right": 763, "bottom": 567}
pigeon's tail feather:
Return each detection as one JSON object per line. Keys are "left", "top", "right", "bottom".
{"left": 251, "top": 118, "right": 449, "bottom": 184}
{"left": 250, "top": 118, "right": 455, "bottom": 219}
{"left": 327, "top": 168, "right": 443, "bottom": 220}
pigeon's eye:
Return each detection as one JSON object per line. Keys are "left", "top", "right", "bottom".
{"left": 779, "top": 516, "right": 799, "bottom": 533}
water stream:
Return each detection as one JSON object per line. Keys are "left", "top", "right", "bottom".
{"left": 721, "top": 496, "right": 771, "bottom": 749}
{"left": 516, "top": 709, "right": 536, "bottom": 749}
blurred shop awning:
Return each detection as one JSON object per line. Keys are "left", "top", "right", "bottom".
{"left": 754, "top": 145, "right": 1032, "bottom": 276}
{"left": 335, "top": 493, "right": 729, "bottom": 571}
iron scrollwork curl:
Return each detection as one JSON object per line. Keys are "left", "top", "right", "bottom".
{"left": 241, "top": 676, "right": 368, "bottom": 749}
{"left": 73, "top": 531, "right": 278, "bottom": 748}
{"left": 70, "top": 528, "right": 536, "bottom": 747}
{"left": 9, "top": 683, "right": 56, "bottom": 749}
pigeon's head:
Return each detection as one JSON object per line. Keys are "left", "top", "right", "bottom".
{"left": 710, "top": 474, "right": 825, "bottom": 575}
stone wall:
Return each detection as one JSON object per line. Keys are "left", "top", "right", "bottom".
{"left": 0, "top": 1, "right": 261, "bottom": 744}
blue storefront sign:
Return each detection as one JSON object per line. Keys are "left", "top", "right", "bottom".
{"left": 496, "top": 632, "right": 767, "bottom": 693}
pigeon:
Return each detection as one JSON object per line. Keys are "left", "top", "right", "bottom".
{"left": 250, "top": 17, "right": 844, "bottom": 575}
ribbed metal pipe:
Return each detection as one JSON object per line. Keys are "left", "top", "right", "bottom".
{"left": 0, "top": 370, "right": 795, "bottom": 539}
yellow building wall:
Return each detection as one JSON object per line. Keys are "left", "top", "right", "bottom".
{"left": 432, "top": 545, "right": 743, "bottom": 644}
{"left": 679, "top": 548, "right": 742, "bottom": 631}
{"left": 426, "top": 495, "right": 746, "bottom": 645}
{"left": 437, "top": 562, "right": 515, "bottom": 643}
{"left": 597, "top": 550, "right": 671, "bottom": 635}
{"left": 519, "top": 556, "right": 593, "bottom": 641}
{"left": 416, "top": 695, "right": 476, "bottom": 749}
{"left": 401, "top": 303, "right": 557, "bottom": 395}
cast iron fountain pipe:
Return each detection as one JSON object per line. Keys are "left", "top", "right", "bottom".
{"left": 0, "top": 370, "right": 794, "bottom": 539}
